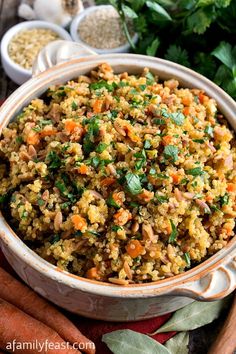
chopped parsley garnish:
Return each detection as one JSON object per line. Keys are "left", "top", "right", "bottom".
{"left": 88, "top": 230, "right": 101, "bottom": 237}
{"left": 210, "top": 205, "right": 221, "bottom": 212}
{"left": 37, "top": 199, "right": 45, "bottom": 206}
{"left": 107, "top": 195, "right": 120, "bottom": 209}
{"left": 139, "top": 84, "right": 147, "bottom": 91}
{"left": 184, "top": 252, "right": 191, "bottom": 267}
{"left": 144, "top": 139, "right": 151, "bottom": 149}
{"left": 111, "top": 225, "right": 123, "bottom": 232}
{"left": 107, "top": 110, "right": 118, "bottom": 119}
{"left": 204, "top": 125, "right": 214, "bottom": 137}
{"left": 71, "top": 101, "right": 78, "bottom": 110}
{"left": 134, "top": 149, "right": 146, "bottom": 170}
{"left": 129, "top": 202, "right": 139, "bottom": 208}
{"left": 49, "top": 234, "right": 60, "bottom": 244}
{"left": 46, "top": 151, "right": 62, "bottom": 170}
{"left": 219, "top": 193, "right": 230, "bottom": 206}
{"left": 163, "top": 145, "right": 179, "bottom": 163}
{"left": 16, "top": 136, "right": 23, "bottom": 144}
{"left": 192, "top": 139, "right": 205, "bottom": 143}
{"left": 186, "top": 167, "right": 204, "bottom": 176}
{"left": 83, "top": 116, "right": 100, "bottom": 154}
{"left": 155, "top": 195, "right": 169, "bottom": 203}
{"left": 125, "top": 172, "right": 142, "bottom": 195}
{"left": 96, "top": 142, "right": 108, "bottom": 153}
{"left": 154, "top": 118, "right": 166, "bottom": 125}
{"left": 156, "top": 173, "right": 169, "bottom": 179}
{"left": 145, "top": 71, "right": 155, "bottom": 85}
{"left": 180, "top": 178, "right": 188, "bottom": 185}
{"left": 90, "top": 80, "right": 117, "bottom": 92}
{"left": 169, "top": 220, "right": 178, "bottom": 243}
{"left": 0, "top": 194, "right": 8, "bottom": 203}
{"left": 171, "top": 112, "right": 185, "bottom": 126}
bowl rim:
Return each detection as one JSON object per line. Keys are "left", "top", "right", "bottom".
{"left": 0, "top": 53, "right": 235, "bottom": 298}
{"left": 0, "top": 20, "right": 72, "bottom": 75}
{"left": 70, "top": 5, "right": 138, "bottom": 54}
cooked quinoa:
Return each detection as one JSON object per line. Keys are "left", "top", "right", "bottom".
{"left": 0, "top": 63, "right": 235, "bottom": 285}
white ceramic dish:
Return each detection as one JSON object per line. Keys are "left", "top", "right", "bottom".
{"left": 0, "top": 41, "right": 235, "bottom": 321}
{"left": 0, "top": 21, "right": 71, "bottom": 85}
{"left": 70, "top": 5, "right": 138, "bottom": 54}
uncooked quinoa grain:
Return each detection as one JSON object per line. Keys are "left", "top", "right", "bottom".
{"left": 8, "top": 28, "right": 60, "bottom": 70}
{"left": 78, "top": 7, "right": 134, "bottom": 49}
{"left": 0, "top": 63, "right": 235, "bottom": 285}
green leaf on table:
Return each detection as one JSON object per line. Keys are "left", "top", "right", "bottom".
{"left": 146, "top": 1, "right": 172, "bottom": 21}
{"left": 215, "top": 0, "right": 232, "bottom": 7}
{"left": 150, "top": 296, "right": 231, "bottom": 334}
{"left": 102, "top": 329, "right": 170, "bottom": 354}
{"left": 165, "top": 332, "right": 189, "bottom": 354}
{"left": 122, "top": 4, "right": 138, "bottom": 19}
{"left": 164, "top": 45, "right": 190, "bottom": 67}
{"left": 146, "top": 38, "right": 160, "bottom": 56}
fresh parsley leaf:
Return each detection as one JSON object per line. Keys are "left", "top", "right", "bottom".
{"left": 156, "top": 195, "right": 169, "bottom": 203}
{"left": 219, "top": 193, "right": 230, "bottom": 206}
{"left": 125, "top": 173, "right": 142, "bottom": 195}
{"left": 186, "top": 167, "right": 204, "bottom": 176}
{"left": 163, "top": 145, "right": 179, "bottom": 162}
{"left": 46, "top": 151, "right": 62, "bottom": 170}
{"left": 171, "top": 112, "right": 185, "bottom": 126}
{"left": 165, "top": 45, "right": 190, "bottom": 67}
{"left": 212, "top": 41, "right": 236, "bottom": 70}
{"left": 184, "top": 252, "right": 191, "bottom": 267}
{"left": 121, "top": 4, "right": 138, "bottom": 18}
{"left": 169, "top": 220, "right": 178, "bottom": 243}
{"left": 146, "top": 38, "right": 160, "bottom": 56}
{"left": 144, "top": 139, "right": 151, "bottom": 149}
{"left": 186, "top": 8, "right": 215, "bottom": 34}
{"left": 90, "top": 80, "right": 117, "bottom": 92}
{"left": 71, "top": 101, "right": 78, "bottom": 110}
{"left": 146, "top": 1, "right": 172, "bottom": 21}
{"left": 107, "top": 195, "right": 120, "bottom": 209}
{"left": 96, "top": 143, "right": 108, "bottom": 153}
{"left": 192, "top": 139, "right": 205, "bottom": 143}
{"left": 204, "top": 125, "right": 214, "bottom": 137}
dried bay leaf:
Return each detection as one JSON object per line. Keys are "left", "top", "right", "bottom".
{"left": 151, "top": 296, "right": 231, "bottom": 334}
{"left": 165, "top": 332, "right": 189, "bottom": 354}
{"left": 102, "top": 329, "right": 170, "bottom": 354}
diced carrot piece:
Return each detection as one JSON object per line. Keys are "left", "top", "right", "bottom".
{"left": 127, "top": 131, "right": 141, "bottom": 143}
{"left": 138, "top": 189, "right": 154, "bottom": 203}
{"left": 182, "top": 97, "right": 191, "bottom": 106}
{"left": 112, "top": 192, "right": 123, "bottom": 206}
{"left": 26, "top": 131, "right": 40, "bottom": 145}
{"left": 183, "top": 107, "right": 190, "bottom": 116}
{"left": 71, "top": 214, "right": 87, "bottom": 231}
{"left": 206, "top": 195, "right": 213, "bottom": 202}
{"left": 126, "top": 240, "right": 144, "bottom": 258}
{"left": 113, "top": 208, "right": 132, "bottom": 226}
{"left": 171, "top": 173, "right": 180, "bottom": 184}
{"left": 40, "top": 128, "right": 57, "bottom": 137}
{"left": 92, "top": 99, "right": 103, "bottom": 113}
{"left": 86, "top": 267, "right": 99, "bottom": 280}
{"left": 64, "top": 119, "right": 81, "bottom": 134}
{"left": 78, "top": 164, "right": 88, "bottom": 175}
{"left": 162, "top": 135, "right": 172, "bottom": 146}
{"left": 198, "top": 92, "right": 209, "bottom": 104}
{"left": 166, "top": 223, "right": 172, "bottom": 234}
{"left": 101, "top": 177, "right": 116, "bottom": 187}
{"left": 227, "top": 183, "right": 236, "bottom": 193}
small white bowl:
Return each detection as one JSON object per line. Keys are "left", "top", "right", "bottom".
{"left": 1, "top": 21, "right": 72, "bottom": 85}
{"left": 70, "top": 5, "right": 138, "bottom": 54}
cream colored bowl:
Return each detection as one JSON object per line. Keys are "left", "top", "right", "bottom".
{"left": 0, "top": 41, "right": 235, "bottom": 321}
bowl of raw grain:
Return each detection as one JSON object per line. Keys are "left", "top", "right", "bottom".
{"left": 70, "top": 5, "right": 138, "bottom": 54}
{"left": 1, "top": 21, "right": 71, "bottom": 85}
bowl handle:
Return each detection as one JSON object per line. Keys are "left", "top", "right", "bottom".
{"left": 32, "top": 40, "right": 97, "bottom": 76}
{"left": 172, "top": 254, "right": 236, "bottom": 300}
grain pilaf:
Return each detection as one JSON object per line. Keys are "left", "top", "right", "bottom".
{"left": 0, "top": 63, "right": 235, "bottom": 285}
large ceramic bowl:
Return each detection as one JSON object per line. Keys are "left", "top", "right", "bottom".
{"left": 0, "top": 41, "right": 235, "bottom": 321}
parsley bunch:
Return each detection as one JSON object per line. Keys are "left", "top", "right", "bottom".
{"left": 96, "top": 0, "right": 236, "bottom": 99}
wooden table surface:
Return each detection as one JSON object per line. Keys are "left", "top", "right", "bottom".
{"left": 0, "top": 0, "right": 231, "bottom": 353}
